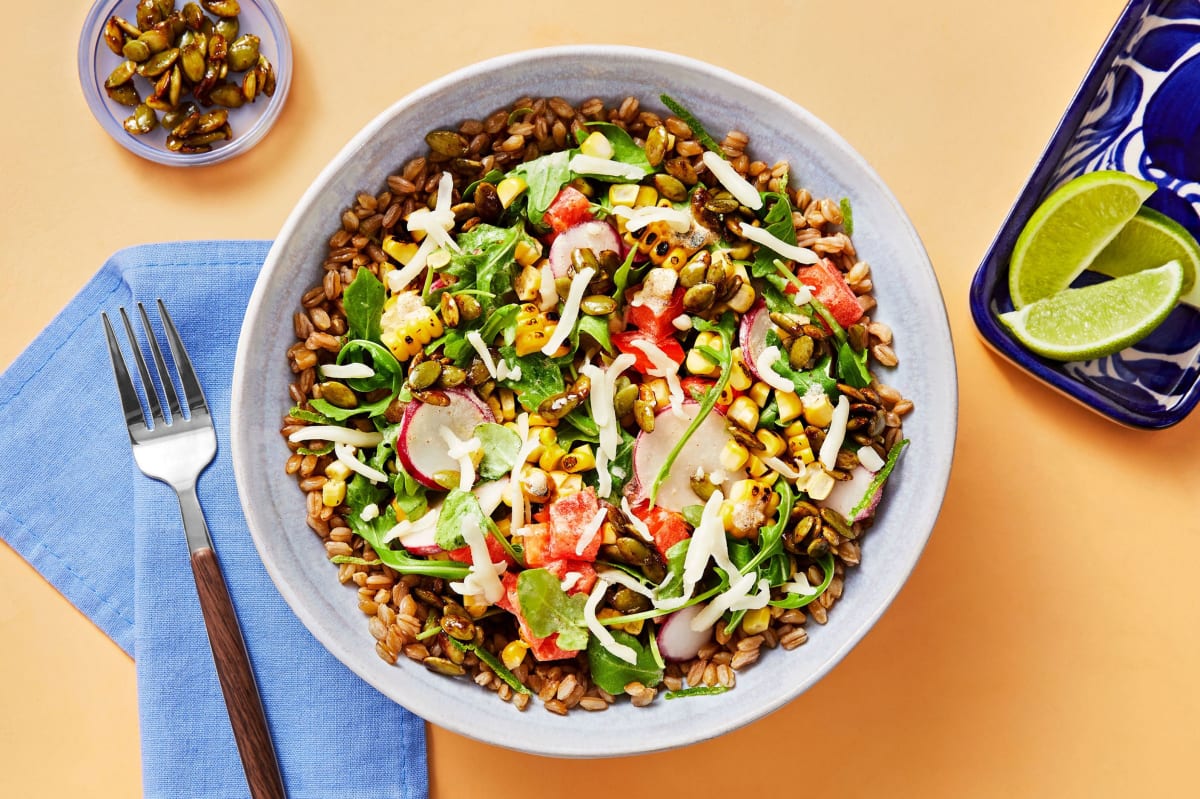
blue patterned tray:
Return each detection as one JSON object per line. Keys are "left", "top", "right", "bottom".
{"left": 970, "top": 0, "right": 1200, "bottom": 428}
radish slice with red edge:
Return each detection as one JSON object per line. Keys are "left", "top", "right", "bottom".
{"left": 821, "top": 464, "right": 880, "bottom": 522}
{"left": 632, "top": 401, "right": 746, "bottom": 512}
{"left": 548, "top": 221, "right": 623, "bottom": 278}
{"left": 657, "top": 603, "right": 713, "bottom": 661}
{"left": 397, "top": 388, "right": 494, "bottom": 489}
{"left": 738, "top": 301, "right": 771, "bottom": 381}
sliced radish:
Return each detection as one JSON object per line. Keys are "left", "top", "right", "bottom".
{"left": 657, "top": 603, "right": 712, "bottom": 662}
{"left": 821, "top": 464, "right": 881, "bottom": 522}
{"left": 632, "top": 402, "right": 747, "bottom": 512}
{"left": 548, "top": 221, "right": 622, "bottom": 278}
{"left": 398, "top": 513, "right": 441, "bottom": 555}
{"left": 397, "top": 388, "right": 494, "bottom": 489}
{"left": 738, "top": 301, "right": 772, "bottom": 380}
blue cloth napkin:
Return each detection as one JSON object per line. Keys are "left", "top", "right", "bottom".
{"left": 0, "top": 242, "right": 428, "bottom": 799}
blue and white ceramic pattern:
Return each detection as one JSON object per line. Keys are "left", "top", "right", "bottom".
{"left": 971, "top": 0, "right": 1200, "bottom": 427}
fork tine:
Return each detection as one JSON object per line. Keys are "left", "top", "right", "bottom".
{"left": 119, "top": 307, "right": 166, "bottom": 426}
{"left": 101, "top": 312, "right": 147, "bottom": 432}
{"left": 138, "top": 302, "right": 184, "bottom": 422}
{"left": 157, "top": 299, "right": 209, "bottom": 416}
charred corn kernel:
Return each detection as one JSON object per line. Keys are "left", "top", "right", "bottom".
{"left": 538, "top": 427, "right": 558, "bottom": 446}
{"left": 742, "top": 607, "right": 771, "bottom": 635}
{"left": 727, "top": 395, "right": 760, "bottom": 432}
{"left": 788, "top": 432, "right": 815, "bottom": 464}
{"left": 747, "top": 455, "right": 769, "bottom": 478}
{"left": 755, "top": 429, "right": 786, "bottom": 458}
{"left": 805, "top": 466, "right": 835, "bottom": 501}
{"left": 657, "top": 197, "right": 673, "bottom": 208}
{"left": 729, "top": 350, "right": 754, "bottom": 391}
{"left": 549, "top": 470, "right": 582, "bottom": 497}
{"left": 645, "top": 377, "right": 671, "bottom": 410}
{"left": 324, "top": 461, "right": 353, "bottom": 481}
{"left": 727, "top": 241, "right": 754, "bottom": 260}
{"left": 463, "top": 593, "right": 490, "bottom": 618}
{"left": 720, "top": 439, "right": 750, "bottom": 472}
{"left": 528, "top": 413, "right": 557, "bottom": 428}
{"left": 496, "top": 176, "right": 527, "bottom": 208}
{"left": 514, "top": 238, "right": 542, "bottom": 266}
{"left": 485, "top": 394, "right": 503, "bottom": 421}
{"left": 728, "top": 478, "right": 768, "bottom": 505}
{"left": 777, "top": 390, "right": 804, "bottom": 423}
{"left": 748, "top": 380, "right": 772, "bottom": 407}
{"left": 802, "top": 392, "right": 835, "bottom": 428}
{"left": 519, "top": 465, "right": 551, "bottom": 501}
{"left": 380, "top": 292, "right": 444, "bottom": 361}
{"left": 495, "top": 517, "right": 512, "bottom": 538}
{"left": 686, "top": 331, "right": 721, "bottom": 376}
{"left": 322, "top": 478, "right": 346, "bottom": 507}
{"left": 783, "top": 420, "right": 808, "bottom": 438}
{"left": 761, "top": 471, "right": 780, "bottom": 488}
{"left": 501, "top": 640, "right": 529, "bottom": 670}
{"left": 727, "top": 282, "right": 757, "bottom": 313}
{"left": 662, "top": 246, "right": 690, "bottom": 271}
{"left": 581, "top": 131, "right": 614, "bottom": 159}
{"left": 515, "top": 328, "right": 550, "bottom": 357}
{"left": 602, "top": 521, "right": 618, "bottom": 545}
{"left": 609, "top": 183, "right": 640, "bottom": 207}
{"left": 561, "top": 445, "right": 596, "bottom": 474}
{"left": 635, "top": 185, "right": 658, "bottom": 207}
{"left": 539, "top": 443, "right": 566, "bottom": 471}
{"left": 718, "top": 382, "right": 737, "bottom": 406}
{"left": 499, "top": 388, "right": 517, "bottom": 422}
{"left": 382, "top": 236, "right": 420, "bottom": 265}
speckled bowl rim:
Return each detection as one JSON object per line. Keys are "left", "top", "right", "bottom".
{"left": 232, "top": 45, "right": 957, "bottom": 757}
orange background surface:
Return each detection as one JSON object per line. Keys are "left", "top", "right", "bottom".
{"left": 3, "top": 0, "right": 1198, "bottom": 796}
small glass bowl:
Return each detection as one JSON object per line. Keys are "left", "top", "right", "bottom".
{"left": 78, "top": 0, "right": 292, "bottom": 166}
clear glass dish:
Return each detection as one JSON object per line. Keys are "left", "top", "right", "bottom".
{"left": 77, "top": 0, "right": 292, "bottom": 166}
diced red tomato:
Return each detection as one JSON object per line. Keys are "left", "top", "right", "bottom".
{"left": 548, "top": 488, "right": 603, "bottom": 561}
{"left": 625, "top": 286, "right": 685, "bottom": 341}
{"left": 612, "top": 331, "right": 685, "bottom": 376}
{"left": 796, "top": 257, "right": 864, "bottom": 328}
{"left": 631, "top": 501, "right": 691, "bottom": 559}
{"left": 499, "top": 571, "right": 579, "bottom": 660}
{"left": 542, "top": 559, "right": 598, "bottom": 595}
{"left": 517, "top": 523, "right": 552, "bottom": 567}
{"left": 446, "top": 531, "right": 517, "bottom": 567}
{"left": 543, "top": 186, "right": 593, "bottom": 233}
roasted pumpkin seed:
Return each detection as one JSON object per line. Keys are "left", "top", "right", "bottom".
{"left": 580, "top": 295, "right": 616, "bottom": 316}
{"left": 440, "top": 613, "right": 476, "bottom": 641}
{"left": 408, "top": 360, "right": 443, "bottom": 391}
{"left": 161, "top": 102, "right": 197, "bottom": 130}
{"left": 423, "top": 657, "right": 466, "bottom": 677}
{"left": 319, "top": 382, "right": 358, "bottom": 409}
{"left": 454, "top": 294, "right": 482, "bottom": 321}
{"left": 426, "top": 130, "right": 466, "bottom": 158}
{"left": 181, "top": 2, "right": 204, "bottom": 30}
{"left": 123, "top": 103, "right": 158, "bottom": 135}
{"left": 138, "top": 26, "right": 172, "bottom": 54}
{"left": 179, "top": 41, "right": 205, "bottom": 82}
{"left": 654, "top": 173, "right": 687, "bottom": 202}
{"left": 122, "top": 39, "right": 151, "bottom": 61}
{"left": 614, "top": 383, "right": 638, "bottom": 419}
{"left": 136, "top": 0, "right": 162, "bottom": 30}
{"left": 194, "top": 107, "right": 227, "bottom": 133}
{"left": 241, "top": 69, "right": 258, "bottom": 102}
{"left": 226, "top": 33, "right": 259, "bottom": 71}
{"left": 208, "top": 82, "right": 245, "bottom": 107}
{"left": 789, "top": 336, "right": 814, "bottom": 370}
{"left": 439, "top": 292, "right": 460, "bottom": 328}
{"left": 611, "top": 587, "right": 651, "bottom": 614}
{"left": 704, "top": 191, "right": 741, "bottom": 215}
{"left": 201, "top": 0, "right": 240, "bottom": 15}
{"left": 104, "top": 17, "right": 128, "bottom": 54}
{"left": 137, "top": 47, "right": 178, "bottom": 77}
{"left": 214, "top": 15, "right": 238, "bottom": 42}
{"left": 682, "top": 283, "right": 716, "bottom": 313}
{"left": 678, "top": 253, "right": 710, "bottom": 288}
{"left": 644, "top": 124, "right": 668, "bottom": 167}
{"left": 106, "top": 84, "right": 141, "bottom": 107}
{"left": 105, "top": 60, "right": 137, "bottom": 88}
{"left": 474, "top": 181, "right": 503, "bottom": 222}
{"left": 439, "top": 365, "right": 467, "bottom": 389}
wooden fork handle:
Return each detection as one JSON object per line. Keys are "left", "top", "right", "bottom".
{"left": 191, "top": 547, "right": 288, "bottom": 799}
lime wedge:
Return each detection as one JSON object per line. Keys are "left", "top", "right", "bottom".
{"left": 999, "top": 260, "right": 1184, "bottom": 361}
{"left": 1009, "top": 170, "right": 1156, "bottom": 308}
{"left": 1089, "top": 207, "right": 1200, "bottom": 307}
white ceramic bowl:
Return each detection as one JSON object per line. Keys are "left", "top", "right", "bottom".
{"left": 232, "top": 45, "right": 956, "bottom": 758}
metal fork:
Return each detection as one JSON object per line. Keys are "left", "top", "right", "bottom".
{"left": 102, "top": 300, "right": 286, "bottom": 799}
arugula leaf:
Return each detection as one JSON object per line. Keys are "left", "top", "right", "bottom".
{"left": 463, "top": 168, "right": 504, "bottom": 199}
{"left": 435, "top": 489, "right": 489, "bottom": 551}
{"left": 441, "top": 223, "right": 530, "bottom": 311}
{"left": 586, "top": 630, "right": 663, "bottom": 695}
{"left": 308, "top": 394, "right": 393, "bottom": 421}
{"left": 477, "top": 302, "right": 521, "bottom": 347}
{"left": 751, "top": 194, "right": 797, "bottom": 278}
{"left": 610, "top": 247, "right": 640, "bottom": 305}
{"left": 836, "top": 340, "right": 871, "bottom": 389}
{"left": 758, "top": 396, "right": 780, "bottom": 429}
{"left": 296, "top": 443, "right": 334, "bottom": 456}
{"left": 606, "top": 428, "right": 636, "bottom": 498}
{"left": 681, "top": 505, "right": 704, "bottom": 528}
{"left": 514, "top": 150, "right": 572, "bottom": 227}
{"left": 666, "top": 685, "right": 730, "bottom": 700}
{"left": 765, "top": 329, "right": 837, "bottom": 397}
{"left": 655, "top": 539, "right": 691, "bottom": 600}
{"left": 850, "top": 439, "right": 908, "bottom": 518}
{"left": 497, "top": 345, "right": 566, "bottom": 411}
{"left": 288, "top": 406, "right": 330, "bottom": 424}
{"left": 840, "top": 197, "right": 854, "bottom": 235}
{"left": 560, "top": 405, "right": 599, "bottom": 440}
{"left": 445, "top": 637, "right": 531, "bottom": 695}
{"left": 573, "top": 314, "right": 613, "bottom": 354}
{"left": 475, "top": 423, "right": 522, "bottom": 481}
{"left": 343, "top": 474, "right": 468, "bottom": 579}
{"left": 336, "top": 340, "right": 403, "bottom": 394}
{"left": 659, "top": 94, "right": 722, "bottom": 154}
{"left": 757, "top": 273, "right": 796, "bottom": 315}
{"left": 343, "top": 268, "right": 386, "bottom": 344}
{"left": 770, "top": 552, "right": 836, "bottom": 609}
{"left": 738, "top": 479, "right": 794, "bottom": 577}
{"left": 517, "top": 569, "right": 590, "bottom": 651}
{"left": 585, "top": 122, "right": 653, "bottom": 177}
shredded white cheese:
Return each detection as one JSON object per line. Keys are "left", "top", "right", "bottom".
{"left": 440, "top": 428, "right": 479, "bottom": 491}
{"left": 575, "top": 507, "right": 609, "bottom": 557}
{"left": 739, "top": 221, "right": 819, "bottom": 265}
{"left": 701, "top": 151, "right": 764, "bottom": 210}
{"left": 382, "top": 510, "right": 438, "bottom": 545}
{"left": 569, "top": 154, "right": 645, "bottom": 181}
{"left": 656, "top": 491, "right": 736, "bottom": 612}
{"left": 495, "top": 360, "right": 520, "bottom": 382}
{"left": 507, "top": 414, "right": 538, "bottom": 535}
{"left": 596, "top": 567, "right": 656, "bottom": 599}
{"left": 595, "top": 446, "right": 612, "bottom": 501}
{"left": 672, "top": 314, "right": 693, "bottom": 331}
{"left": 538, "top": 262, "right": 558, "bottom": 311}
{"left": 541, "top": 267, "right": 595, "bottom": 356}
{"left": 857, "top": 446, "right": 885, "bottom": 473}
{"left": 288, "top": 426, "right": 383, "bottom": 448}
{"left": 819, "top": 396, "right": 851, "bottom": 470}
{"left": 466, "top": 331, "right": 499, "bottom": 378}
{"left": 334, "top": 443, "right": 389, "bottom": 484}
{"left": 388, "top": 173, "right": 459, "bottom": 291}
{"left": 781, "top": 572, "right": 816, "bottom": 596}
{"left": 630, "top": 338, "right": 684, "bottom": 418}
{"left": 319, "top": 362, "right": 375, "bottom": 379}
{"left": 448, "top": 516, "right": 506, "bottom": 604}
{"left": 755, "top": 345, "right": 795, "bottom": 393}
{"left": 763, "top": 456, "right": 801, "bottom": 480}
{"left": 386, "top": 237, "right": 438, "bottom": 292}
{"left": 610, "top": 204, "right": 692, "bottom": 232}
{"left": 360, "top": 503, "right": 380, "bottom": 522}
{"left": 584, "top": 579, "right": 638, "bottom": 664}
{"left": 560, "top": 572, "right": 582, "bottom": 593}
{"left": 621, "top": 497, "right": 654, "bottom": 543}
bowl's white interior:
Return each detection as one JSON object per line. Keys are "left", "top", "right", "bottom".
{"left": 231, "top": 45, "right": 956, "bottom": 758}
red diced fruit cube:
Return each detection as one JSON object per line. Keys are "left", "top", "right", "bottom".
{"left": 543, "top": 186, "right": 593, "bottom": 232}
{"left": 518, "top": 523, "right": 552, "bottom": 567}
{"left": 632, "top": 502, "right": 691, "bottom": 559}
{"left": 543, "top": 559, "right": 598, "bottom": 595}
{"left": 625, "top": 285, "right": 686, "bottom": 341}
{"left": 796, "top": 257, "right": 864, "bottom": 328}
{"left": 548, "top": 488, "right": 603, "bottom": 561}
{"left": 445, "top": 532, "right": 516, "bottom": 567}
